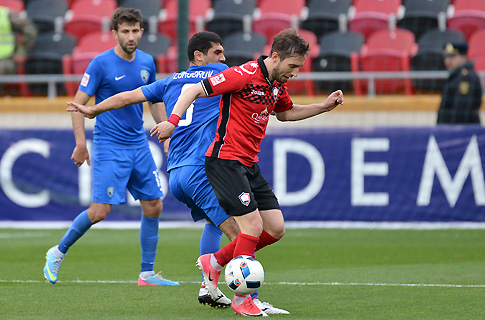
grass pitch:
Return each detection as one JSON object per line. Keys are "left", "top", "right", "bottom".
{"left": 0, "top": 228, "right": 484, "bottom": 319}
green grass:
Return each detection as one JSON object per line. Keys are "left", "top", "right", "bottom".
{"left": 1, "top": 228, "right": 484, "bottom": 319}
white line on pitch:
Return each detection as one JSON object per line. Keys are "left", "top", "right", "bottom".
{"left": 1, "top": 279, "right": 484, "bottom": 288}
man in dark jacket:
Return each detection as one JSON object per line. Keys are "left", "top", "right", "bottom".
{"left": 437, "top": 42, "right": 482, "bottom": 124}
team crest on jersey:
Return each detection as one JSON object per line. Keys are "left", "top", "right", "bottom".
{"left": 238, "top": 192, "right": 251, "bottom": 206}
{"left": 272, "top": 87, "right": 279, "bottom": 100}
{"left": 210, "top": 73, "right": 226, "bottom": 86}
{"left": 107, "top": 187, "right": 114, "bottom": 198}
{"left": 140, "top": 70, "right": 149, "bottom": 83}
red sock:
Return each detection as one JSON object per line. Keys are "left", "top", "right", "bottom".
{"left": 213, "top": 236, "right": 238, "bottom": 267}
{"left": 234, "top": 233, "right": 259, "bottom": 258}
{"left": 255, "top": 230, "right": 279, "bottom": 251}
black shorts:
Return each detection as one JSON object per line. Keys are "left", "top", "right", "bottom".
{"left": 205, "top": 157, "right": 280, "bottom": 216}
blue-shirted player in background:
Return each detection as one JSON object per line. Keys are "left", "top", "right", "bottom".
{"left": 67, "top": 31, "right": 288, "bottom": 314}
{"left": 43, "top": 7, "right": 178, "bottom": 286}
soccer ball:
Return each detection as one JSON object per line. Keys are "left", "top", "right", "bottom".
{"left": 224, "top": 255, "right": 264, "bottom": 295}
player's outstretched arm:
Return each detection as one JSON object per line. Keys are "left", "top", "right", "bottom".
{"left": 66, "top": 88, "right": 147, "bottom": 119}
{"left": 276, "top": 90, "right": 344, "bottom": 122}
{"left": 150, "top": 83, "right": 207, "bottom": 143}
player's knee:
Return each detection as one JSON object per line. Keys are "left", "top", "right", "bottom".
{"left": 142, "top": 199, "right": 163, "bottom": 218}
{"left": 87, "top": 208, "right": 110, "bottom": 223}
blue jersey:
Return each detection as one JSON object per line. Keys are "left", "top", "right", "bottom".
{"left": 80, "top": 48, "right": 156, "bottom": 148}
{"left": 141, "top": 63, "right": 228, "bottom": 171}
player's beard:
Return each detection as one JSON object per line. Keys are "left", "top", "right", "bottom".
{"left": 120, "top": 40, "right": 138, "bottom": 55}
{"left": 272, "top": 63, "right": 289, "bottom": 84}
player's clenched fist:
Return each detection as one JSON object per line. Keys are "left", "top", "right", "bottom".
{"left": 150, "top": 122, "right": 175, "bottom": 143}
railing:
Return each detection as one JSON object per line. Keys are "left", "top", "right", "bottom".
{"left": 1, "top": 71, "right": 484, "bottom": 99}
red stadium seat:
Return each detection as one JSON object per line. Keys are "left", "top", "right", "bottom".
{"left": 448, "top": 0, "right": 485, "bottom": 41}
{"left": 158, "top": 0, "right": 210, "bottom": 43}
{"left": 351, "top": 28, "right": 417, "bottom": 95}
{"left": 63, "top": 31, "right": 117, "bottom": 95}
{"left": 64, "top": 0, "right": 117, "bottom": 41}
{"left": 252, "top": 0, "right": 305, "bottom": 41}
{"left": 0, "top": 0, "right": 24, "bottom": 13}
{"left": 349, "top": 0, "right": 402, "bottom": 40}
{"left": 468, "top": 29, "right": 485, "bottom": 60}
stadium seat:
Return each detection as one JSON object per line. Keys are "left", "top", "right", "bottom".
{"left": 411, "top": 29, "right": 465, "bottom": 92}
{"left": 63, "top": 31, "right": 117, "bottom": 95}
{"left": 285, "top": 29, "right": 319, "bottom": 96}
{"left": 138, "top": 33, "right": 172, "bottom": 73}
{"left": 64, "top": 0, "right": 117, "bottom": 41}
{"left": 25, "top": 0, "right": 68, "bottom": 34}
{"left": 448, "top": 0, "right": 485, "bottom": 41}
{"left": 252, "top": 0, "right": 305, "bottom": 41}
{"left": 300, "top": 0, "right": 351, "bottom": 39}
{"left": 205, "top": 0, "right": 256, "bottom": 39}
{"left": 118, "top": 0, "right": 162, "bottom": 34}
{"left": 158, "top": 0, "right": 210, "bottom": 43}
{"left": 351, "top": 28, "right": 417, "bottom": 95}
{"left": 312, "top": 31, "right": 365, "bottom": 94}
{"left": 398, "top": 0, "right": 449, "bottom": 39}
{"left": 24, "top": 32, "right": 76, "bottom": 96}
{"left": 0, "top": 0, "right": 24, "bottom": 13}
{"left": 348, "top": 0, "right": 403, "bottom": 40}
{"left": 222, "top": 31, "right": 266, "bottom": 67}
{"left": 468, "top": 29, "right": 485, "bottom": 60}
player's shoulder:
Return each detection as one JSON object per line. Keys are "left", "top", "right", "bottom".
{"left": 230, "top": 60, "right": 260, "bottom": 77}
{"left": 135, "top": 49, "right": 153, "bottom": 60}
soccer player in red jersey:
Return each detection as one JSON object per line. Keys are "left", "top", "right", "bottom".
{"left": 151, "top": 28, "right": 344, "bottom": 317}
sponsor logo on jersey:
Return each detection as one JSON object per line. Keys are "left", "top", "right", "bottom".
{"left": 140, "top": 70, "right": 149, "bottom": 83}
{"left": 115, "top": 75, "right": 126, "bottom": 81}
{"left": 251, "top": 107, "right": 269, "bottom": 123}
{"left": 251, "top": 89, "right": 265, "bottom": 96}
{"left": 210, "top": 73, "right": 226, "bottom": 86}
{"left": 238, "top": 192, "right": 251, "bottom": 206}
{"left": 81, "top": 73, "right": 90, "bottom": 87}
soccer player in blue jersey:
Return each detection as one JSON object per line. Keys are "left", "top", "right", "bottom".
{"left": 67, "top": 31, "right": 289, "bottom": 314}
{"left": 43, "top": 7, "right": 178, "bottom": 286}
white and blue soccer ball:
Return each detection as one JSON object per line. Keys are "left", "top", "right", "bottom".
{"left": 224, "top": 255, "right": 264, "bottom": 295}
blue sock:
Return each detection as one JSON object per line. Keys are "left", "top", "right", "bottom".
{"left": 140, "top": 215, "right": 160, "bottom": 272}
{"left": 200, "top": 222, "right": 223, "bottom": 255}
{"left": 58, "top": 210, "right": 93, "bottom": 254}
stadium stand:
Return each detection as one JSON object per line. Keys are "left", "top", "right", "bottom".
{"left": 25, "top": 0, "right": 68, "bottom": 34}
{"left": 397, "top": 0, "right": 449, "bottom": 40}
{"left": 300, "top": 0, "right": 351, "bottom": 39}
{"left": 468, "top": 29, "right": 485, "bottom": 72}
{"left": 63, "top": 31, "right": 117, "bottom": 95}
{"left": 447, "top": 0, "right": 485, "bottom": 41}
{"left": 158, "top": 0, "right": 211, "bottom": 43}
{"left": 0, "top": 0, "right": 23, "bottom": 13}
{"left": 348, "top": 0, "right": 403, "bottom": 40}
{"left": 64, "top": 0, "right": 116, "bottom": 41}
{"left": 24, "top": 32, "right": 76, "bottom": 95}
{"left": 252, "top": 0, "right": 305, "bottom": 41}
{"left": 117, "top": 0, "right": 162, "bottom": 34}
{"left": 351, "top": 28, "right": 417, "bottom": 95}
{"left": 312, "top": 30, "right": 365, "bottom": 94}
{"left": 205, "top": 0, "right": 256, "bottom": 39}
{"left": 138, "top": 32, "right": 172, "bottom": 73}
{"left": 411, "top": 28, "right": 465, "bottom": 92}
{"left": 222, "top": 31, "right": 266, "bottom": 67}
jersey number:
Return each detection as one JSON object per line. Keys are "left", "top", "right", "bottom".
{"left": 177, "top": 84, "right": 195, "bottom": 126}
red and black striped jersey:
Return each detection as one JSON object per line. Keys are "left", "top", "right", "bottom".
{"left": 201, "top": 56, "right": 294, "bottom": 166}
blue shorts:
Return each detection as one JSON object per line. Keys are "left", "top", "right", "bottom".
{"left": 169, "top": 165, "right": 230, "bottom": 227}
{"left": 91, "top": 144, "right": 164, "bottom": 204}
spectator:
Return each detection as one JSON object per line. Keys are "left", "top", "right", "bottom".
{"left": 437, "top": 42, "right": 483, "bottom": 125}
{"left": 0, "top": 6, "right": 37, "bottom": 75}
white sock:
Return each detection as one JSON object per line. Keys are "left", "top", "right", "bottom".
{"left": 139, "top": 271, "right": 154, "bottom": 279}
{"left": 210, "top": 254, "right": 223, "bottom": 271}
{"left": 234, "top": 294, "right": 249, "bottom": 305}
{"left": 53, "top": 246, "right": 66, "bottom": 258}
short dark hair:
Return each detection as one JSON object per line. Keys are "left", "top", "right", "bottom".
{"left": 187, "top": 31, "right": 223, "bottom": 62}
{"left": 270, "top": 28, "right": 310, "bottom": 61}
{"left": 111, "top": 7, "right": 143, "bottom": 31}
